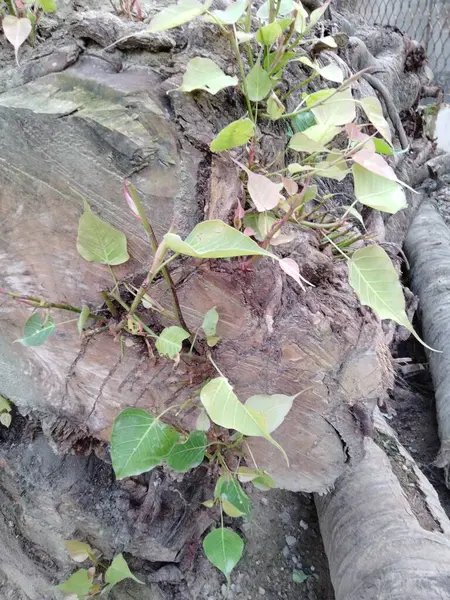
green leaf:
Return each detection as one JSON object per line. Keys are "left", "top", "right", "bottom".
{"left": 209, "top": 0, "right": 246, "bottom": 24}
{"left": 237, "top": 467, "right": 276, "bottom": 491}
{"left": 245, "top": 393, "right": 296, "bottom": 433}
{"left": 291, "top": 110, "right": 316, "bottom": 133}
{"left": 105, "top": 554, "right": 143, "bottom": 586}
{"left": 210, "top": 118, "right": 255, "bottom": 152}
{"left": 203, "top": 528, "right": 244, "bottom": 583}
{"left": 166, "top": 430, "right": 207, "bottom": 472}
{"left": 203, "top": 499, "right": 215, "bottom": 508}
{"left": 76, "top": 201, "right": 129, "bottom": 265}
{"left": 293, "top": 569, "right": 309, "bottom": 584}
{"left": 164, "top": 220, "right": 274, "bottom": 259}
{"left": 178, "top": 57, "right": 238, "bottom": 94}
{"left": 257, "top": 0, "right": 294, "bottom": 20}
{"left": 348, "top": 245, "right": 437, "bottom": 351}
{"left": 0, "top": 396, "right": 11, "bottom": 413}
{"left": 352, "top": 164, "right": 406, "bottom": 214}
{"left": 256, "top": 21, "right": 282, "bottom": 45}
{"left": 57, "top": 569, "right": 93, "bottom": 599}
{"left": 297, "top": 56, "right": 343, "bottom": 83}
{"left": 289, "top": 124, "right": 341, "bottom": 153}
{"left": 307, "top": 0, "right": 330, "bottom": 30}
{"left": 342, "top": 205, "right": 365, "bottom": 227}
{"left": 0, "top": 413, "right": 12, "bottom": 428}
{"left": 37, "top": 0, "right": 56, "bottom": 12}
{"left": 215, "top": 477, "right": 251, "bottom": 517}
{"left": 373, "top": 137, "right": 394, "bottom": 155}
{"left": 245, "top": 64, "right": 272, "bottom": 102}
{"left": 267, "top": 92, "right": 285, "bottom": 120}
{"left": 360, "top": 96, "right": 392, "bottom": 144}
{"left": 200, "top": 377, "right": 288, "bottom": 462}
{"left": 111, "top": 408, "right": 180, "bottom": 479}
{"left": 147, "top": 0, "right": 210, "bottom": 32}
{"left": 155, "top": 326, "right": 190, "bottom": 359}
{"left": 306, "top": 88, "right": 355, "bottom": 126}
{"left": 17, "top": 313, "right": 55, "bottom": 347}
{"left": 77, "top": 306, "right": 90, "bottom": 336}
{"left": 202, "top": 307, "right": 219, "bottom": 337}
{"left": 64, "top": 540, "right": 95, "bottom": 563}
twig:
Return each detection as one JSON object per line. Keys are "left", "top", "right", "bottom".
{"left": 0, "top": 290, "right": 103, "bottom": 320}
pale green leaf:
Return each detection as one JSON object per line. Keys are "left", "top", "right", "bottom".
{"left": 216, "top": 477, "right": 251, "bottom": 517}
{"left": 200, "top": 377, "right": 288, "bottom": 462}
{"left": 289, "top": 123, "right": 341, "bottom": 152}
{"left": 105, "top": 554, "right": 143, "bottom": 586}
{"left": 256, "top": 21, "right": 282, "bottom": 45}
{"left": 360, "top": 96, "right": 392, "bottom": 144}
{"left": 111, "top": 408, "right": 180, "bottom": 479}
{"left": 17, "top": 313, "right": 55, "bottom": 347}
{"left": 166, "top": 430, "right": 207, "bottom": 472}
{"left": 0, "top": 396, "right": 11, "bottom": 413}
{"left": 209, "top": 0, "right": 246, "bottom": 24}
{"left": 257, "top": 0, "right": 294, "bottom": 20}
{"left": 178, "top": 57, "right": 238, "bottom": 94}
{"left": 293, "top": 569, "right": 309, "bottom": 583}
{"left": 267, "top": 92, "right": 285, "bottom": 120}
{"left": 164, "top": 220, "right": 274, "bottom": 259}
{"left": 245, "top": 393, "right": 296, "bottom": 433}
{"left": 235, "top": 31, "right": 254, "bottom": 43}
{"left": 342, "top": 205, "right": 365, "bottom": 227}
{"left": 64, "top": 540, "right": 95, "bottom": 563}
{"left": 196, "top": 408, "right": 211, "bottom": 431}
{"left": 373, "top": 137, "right": 394, "bottom": 155}
{"left": 291, "top": 110, "right": 316, "bottom": 133}
{"left": 352, "top": 164, "right": 406, "bottom": 214}
{"left": 155, "top": 326, "right": 190, "bottom": 359}
{"left": 313, "top": 158, "right": 350, "bottom": 181}
{"left": 210, "top": 118, "right": 255, "bottom": 152}
{"left": 306, "top": 87, "right": 355, "bottom": 126}
{"left": 0, "top": 413, "right": 12, "bottom": 428}
{"left": 203, "top": 499, "right": 215, "bottom": 508}
{"left": 258, "top": 213, "right": 277, "bottom": 238}
{"left": 76, "top": 201, "right": 129, "bottom": 265}
{"left": 348, "top": 245, "right": 437, "bottom": 351}
{"left": 37, "top": 0, "right": 56, "bottom": 12}
{"left": 202, "top": 307, "right": 219, "bottom": 338}
{"left": 56, "top": 569, "right": 93, "bottom": 599}
{"left": 77, "top": 306, "right": 90, "bottom": 336}
{"left": 245, "top": 64, "right": 272, "bottom": 102}
{"left": 293, "top": 1, "right": 308, "bottom": 33}
{"left": 237, "top": 467, "right": 276, "bottom": 490}
{"left": 203, "top": 528, "right": 244, "bottom": 583}
{"left": 307, "top": 0, "right": 330, "bottom": 29}
{"left": 147, "top": 0, "right": 211, "bottom": 32}
{"left": 296, "top": 56, "right": 343, "bottom": 83}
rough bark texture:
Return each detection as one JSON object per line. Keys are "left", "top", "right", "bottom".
{"left": 404, "top": 200, "right": 450, "bottom": 469}
{"left": 316, "top": 410, "right": 450, "bottom": 600}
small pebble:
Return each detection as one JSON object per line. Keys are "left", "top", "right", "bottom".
{"left": 231, "top": 584, "right": 236, "bottom": 591}
{"left": 299, "top": 520, "right": 309, "bottom": 530}
{"left": 286, "top": 535, "right": 297, "bottom": 547}
{"left": 221, "top": 583, "right": 227, "bottom": 596}
{"left": 310, "top": 566, "right": 315, "bottom": 572}
{"left": 261, "top": 497, "right": 268, "bottom": 506}
{"left": 292, "top": 556, "right": 298, "bottom": 564}
{"left": 280, "top": 510, "right": 291, "bottom": 524}
{"left": 258, "top": 588, "right": 266, "bottom": 595}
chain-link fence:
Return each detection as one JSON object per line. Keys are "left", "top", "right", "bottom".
{"left": 350, "top": 0, "right": 450, "bottom": 101}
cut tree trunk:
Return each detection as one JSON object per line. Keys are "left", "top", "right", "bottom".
{"left": 315, "top": 410, "right": 450, "bottom": 600}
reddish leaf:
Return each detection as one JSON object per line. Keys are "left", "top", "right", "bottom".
{"left": 281, "top": 176, "right": 298, "bottom": 197}
{"left": 232, "top": 159, "right": 284, "bottom": 212}
{"left": 279, "top": 257, "right": 313, "bottom": 290}
{"left": 345, "top": 124, "right": 375, "bottom": 152}
{"left": 352, "top": 148, "right": 397, "bottom": 181}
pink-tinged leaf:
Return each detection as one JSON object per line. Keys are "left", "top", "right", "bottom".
{"left": 235, "top": 199, "right": 245, "bottom": 220}
{"left": 352, "top": 148, "right": 397, "bottom": 181}
{"left": 278, "top": 258, "right": 314, "bottom": 290}
{"left": 2, "top": 16, "right": 32, "bottom": 66}
{"left": 243, "top": 227, "right": 256, "bottom": 237}
{"left": 123, "top": 181, "right": 142, "bottom": 220}
{"left": 281, "top": 176, "right": 298, "bottom": 197}
{"left": 232, "top": 158, "right": 284, "bottom": 212}
{"left": 345, "top": 124, "right": 375, "bottom": 152}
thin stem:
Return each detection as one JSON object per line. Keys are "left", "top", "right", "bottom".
{"left": 0, "top": 290, "right": 103, "bottom": 321}
{"left": 207, "top": 353, "right": 226, "bottom": 378}
{"left": 281, "top": 72, "right": 318, "bottom": 101}
{"left": 5, "top": 0, "right": 16, "bottom": 15}
{"left": 189, "top": 327, "right": 201, "bottom": 354}
{"left": 244, "top": 440, "right": 259, "bottom": 469}
{"left": 101, "top": 291, "right": 119, "bottom": 318}
{"left": 231, "top": 25, "right": 255, "bottom": 122}
{"left": 109, "top": 292, "right": 158, "bottom": 338}
{"left": 321, "top": 234, "right": 350, "bottom": 259}
{"left": 244, "top": 1, "right": 254, "bottom": 67}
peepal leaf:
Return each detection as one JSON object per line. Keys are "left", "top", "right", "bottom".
{"left": 111, "top": 408, "right": 179, "bottom": 478}
{"left": 210, "top": 118, "right": 255, "bottom": 152}
{"left": 232, "top": 159, "right": 284, "bottom": 212}
{"left": 352, "top": 148, "right": 397, "bottom": 181}
{"left": 209, "top": 0, "right": 246, "bottom": 24}
{"left": 164, "top": 220, "right": 274, "bottom": 259}
{"left": 256, "top": 22, "right": 282, "bottom": 45}
{"left": 0, "top": 413, "right": 11, "bottom": 428}
{"left": 203, "top": 528, "right": 244, "bottom": 583}
{"left": 17, "top": 313, "right": 55, "bottom": 347}
{"left": 200, "top": 377, "right": 288, "bottom": 462}
{"left": 373, "top": 137, "right": 394, "bottom": 155}
{"left": 257, "top": 0, "right": 294, "bottom": 20}
{"left": 37, "top": 0, "right": 57, "bottom": 12}
{"left": 237, "top": 467, "right": 275, "bottom": 491}
{"left": 196, "top": 408, "right": 211, "bottom": 431}
{"left": 352, "top": 164, "right": 406, "bottom": 214}
{"left": 245, "top": 393, "right": 296, "bottom": 433}
{"left": 215, "top": 477, "right": 251, "bottom": 517}
{"left": 0, "top": 396, "right": 11, "bottom": 413}
{"left": 147, "top": 0, "right": 210, "bottom": 32}
{"left": 297, "top": 56, "right": 343, "bottom": 83}
{"left": 348, "top": 245, "right": 438, "bottom": 351}
{"left": 166, "top": 430, "right": 207, "bottom": 472}
{"left": 245, "top": 64, "right": 272, "bottom": 102}
{"left": 202, "top": 306, "right": 220, "bottom": 346}
{"left": 279, "top": 257, "right": 313, "bottom": 289}
{"left": 155, "top": 326, "right": 190, "bottom": 358}
{"left": 360, "top": 96, "right": 392, "bottom": 144}
{"left": 65, "top": 540, "right": 95, "bottom": 563}
{"left": 77, "top": 306, "right": 90, "bottom": 336}
{"left": 306, "top": 88, "right": 355, "bottom": 126}
{"left": 2, "top": 16, "right": 32, "bottom": 66}
{"left": 57, "top": 569, "right": 93, "bottom": 599}
{"left": 77, "top": 201, "right": 129, "bottom": 265}
{"left": 105, "top": 554, "right": 143, "bottom": 586}
{"left": 178, "top": 57, "right": 238, "bottom": 94}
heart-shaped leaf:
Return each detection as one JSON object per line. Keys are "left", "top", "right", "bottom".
{"left": 352, "top": 164, "right": 406, "bottom": 214}
{"left": 77, "top": 201, "right": 129, "bottom": 265}
{"left": 105, "top": 554, "right": 143, "bottom": 586}
{"left": 256, "top": 22, "right": 282, "bottom": 45}
{"left": 178, "top": 57, "right": 238, "bottom": 94}
{"left": 210, "top": 118, "right": 255, "bottom": 152}
{"left": 237, "top": 467, "right": 275, "bottom": 490}
{"left": 208, "top": 0, "right": 246, "bottom": 24}
{"left": 233, "top": 160, "right": 284, "bottom": 212}
{"left": 203, "top": 528, "right": 244, "bottom": 584}
{"left": 155, "top": 326, "right": 190, "bottom": 359}
{"left": 297, "top": 56, "right": 343, "bottom": 83}
{"left": 147, "top": 0, "right": 210, "bottom": 32}
{"left": 2, "top": 16, "right": 32, "bottom": 66}
{"left": 166, "top": 430, "right": 207, "bottom": 472}
{"left": 257, "top": 0, "right": 294, "bottom": 20}
{"left": 289, "top": 123, "right": 341, "bottom": 153}
{"left": 215, "top": 476, "right": 251, "bottom": 517}
{"left": 57, "top": 569, "right": 94, "bottom": 599}
{"left": 360, "top": 96, "right": 392, "bottom": 144}
{"left": 279, "top": 257, "right": 313, "bottom": 289}
{"left": 164, "top": 220, "right": 274, "bottom": 259}
{"left": 245, "top": 393, "right": 296, "bottom": 433}
{"left": 17, "top": 313, "right": 55, "bottom": 347}
{"left": 352, "top": 148, "right": 397, "bottom": 181}
{"left": 245, "top": 64, "right": 272, "bottom": 101}
{"left": 64, "top": 540, "right": 95, "bottom": 563}
{"left": 111, "top": 408, "right": 180, "bottom": 479}
{"left": 267, "top": 92, "right": 285, "bottom": 120}
{"left": 306, "top": 87, "right": 355, "bottom": 126}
